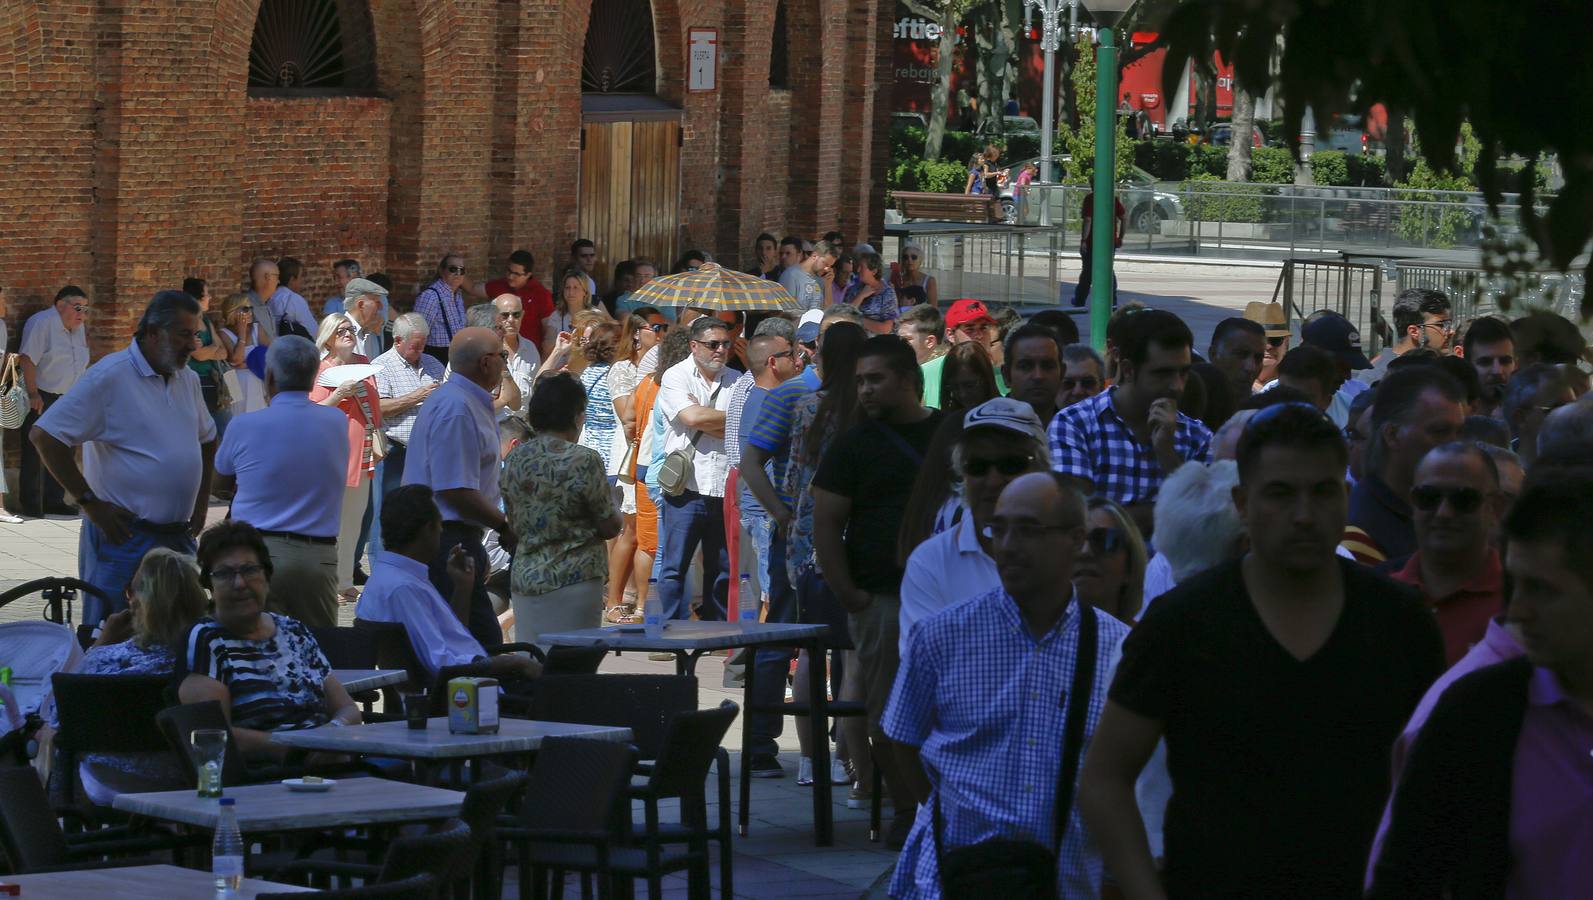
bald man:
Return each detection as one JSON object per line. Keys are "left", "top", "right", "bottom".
{"left": 493, "top": 292, "right": 541, "bottom": 405}
{"left": 402, "top": 327, "right": 515, "bottom": 649}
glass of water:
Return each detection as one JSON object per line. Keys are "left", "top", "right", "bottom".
{"left": 190, "top": 728, "right": 228, "bottom": 798}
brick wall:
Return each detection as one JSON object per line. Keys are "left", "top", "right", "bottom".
{"left": 238, "top": 96, "right": 392, "bottom": 312}
{"left": 0, "top": 0, "right": 891, "bottom": 353}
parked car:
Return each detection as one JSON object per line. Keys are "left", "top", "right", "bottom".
{"left": 975, "top": 115, "right": 1042, "bottom": 137}
{"left": 1205, "top": 122, "right": 1265, "bottom": 148}
{"left": 999, "top": 160, "right": 1184, "bottom": 232}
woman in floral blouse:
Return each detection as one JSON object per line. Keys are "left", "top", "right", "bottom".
{"left": 64, "top": 547, "right": 208, "bottom": 804}
{"left": 503, "top": 373, "right": 623, "bottom": 647}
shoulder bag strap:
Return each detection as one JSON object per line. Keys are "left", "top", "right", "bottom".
{"left": 684, "top": 383, "right": 726, "bottom": 449}
{"left": 871, "top": 419, "right": 926, "bottom": 466}
{"left": 1053, "top": 601, "right": 1098, "bottom": 851}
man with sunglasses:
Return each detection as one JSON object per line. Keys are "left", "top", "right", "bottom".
{"left": 921, "top": 299, "right": 1008, "bottom": 409}
{"left": 1385, "top": 442, "right": 1505, "bottom": 665}
{"left": 491, "top": 293, "right": 541, "bottom": 404}
{"left": 1081, "top": 403, "right": 1443, "bottom": 900}
{"left": 414, "top": 252, "right": 470, "bottom": 365}
{"left": 655, "top": 316, "right": 740, "bottom": 624}
{"left": 900, "top": 398, "right": 1049, "bottom": 657}
{"left": 1363, "top": 288, "right": 1454, "bottom": 383}
{"left": 1243, "top": 300, "right": 1291, "bottom": 389}
{"left": 17, "top": 285, "right": 92, "bottom": 517}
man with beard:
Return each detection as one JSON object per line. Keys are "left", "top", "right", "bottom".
{"left": 1463, "top": 316, "right": 1517, "bottom": 419}
{"left": 1048, "top": 309, "right": 1211, "bottom": 538}
{"left": 1362, "top": 288, "right": 1455, "bottom": 382}
{"left": 1079, "top": 403, "right": 1444, "bottom": 900}
{"left": 32, "top": 291, "right": 218, "bottom": 625}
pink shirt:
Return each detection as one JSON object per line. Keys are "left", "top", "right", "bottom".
{"left": 1365, "top": 618, "right": 1525, "bottom": 887}
{"left": 309, "top": 355, "right": 383, "bottom": 487}
{"left": 1507, "top": 667, "right": 1593, "bottom": 899}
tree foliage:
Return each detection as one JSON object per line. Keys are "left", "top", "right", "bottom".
{"left": 1059, "top": 34, "right": 1133, "bottom": 185}
{"left": 1160, "top": 0, "right": 1593, "bottom": 313}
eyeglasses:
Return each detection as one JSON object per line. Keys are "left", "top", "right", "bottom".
{"left": 1410, "top": 485, "right": 1486, "bottom": 514}
{"left": 333, "top": 327, "right": 356, "bottom": 338}
{"left": 1267, "top": 336, "right": 1288, "bottom": 348}
{"left": 1060, "top": 377, "right": 1100, "bottom": 391}
{"left": 768, "top": 350, "right": 796, "bottom": 361}
{"left": 695, "top": 339, "right": 732, "bottom": 351}
{"left": 506, "top": 269, "right": 529, "bottom": 278}
{"left": 904, "top": 254, "right": 920, "bottom": 261}
{"left": 446, "top": 265, "right": 466, "bottom": 275}
{"left": 211, "top": 563, "right": 265, "bottom": 583}
{"left": 648, "top": 323, "right": 669, "bottom": 333}
{"left": 498, "top": 351, "right": 510, "bottom": 361}
{"left": 963, "top": 454, "right": 1034, "bottom": 477}
{"left": 1421, "top": 319, "right": 1455, "bottom": 334}
{"left": 498, "top": 310, "right": 524, "bottom": 319}
{"left": 981, "top": 520, "right": 1074, "bottom": 543}
{"left": 69, "top": 304, "right": 89, "bottom": 313}
{"left": 1085, "top": 527, "right": 1127, "bottom": 556}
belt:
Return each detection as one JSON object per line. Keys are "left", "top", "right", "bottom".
{"left": 258, "top": 529, "right": 336, "bottom": 546}
{"left": 441, "top": 520, "right": 485, "bottom": 538}
{"left": 132, "top": 518, "right": 192, "bottom": 536}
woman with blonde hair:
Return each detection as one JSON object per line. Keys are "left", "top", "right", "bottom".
{"left": 546, "top": 267, "right": 606, "bottom": 358}
{"left": 1075, "top": 497, "right": 1150, "bottom": 623}
{"left": 219, "top": 291, "right": 270, "bottom": 415}
{"left": 308, "top": 314, "right": 382, "bottom": 598}
{"left": 65, "top": 547, "right": 210, "bottom": 804}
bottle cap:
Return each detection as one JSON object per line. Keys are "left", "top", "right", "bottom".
{"left": 219, "top": 798, "right": 236, "bottom": 806}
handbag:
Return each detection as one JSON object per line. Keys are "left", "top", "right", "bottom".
{"left": 658, "top": 384, "right": 723, "bottom": 497}
{"left": 0, "top": 355, "right": 29, "bottom": 430}
{"left": 218, "top": 366, "right": 241, "bottom": 409}
{"left": 933, "top": 602, "right": 1099, "bottom": 899}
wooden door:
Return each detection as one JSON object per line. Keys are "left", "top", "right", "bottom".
{"left": 579, "top": 119, "right": 681, "bottom": 286}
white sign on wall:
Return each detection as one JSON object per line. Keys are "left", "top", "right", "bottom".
{"left": 689, "top": 28, "right": 717, "bottom": 92}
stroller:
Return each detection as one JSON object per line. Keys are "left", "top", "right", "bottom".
{"left": 0, "top": 619, "right": 83, "bottom": 766}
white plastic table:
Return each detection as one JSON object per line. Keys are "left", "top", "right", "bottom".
{"left": 113, "top": 776, "right": 463, "bottom": 833}
{"left": 0, "top": 863, "right": 312, "bottom": 897}
{"left": 268, "top": 717, "right": 632, "bottom": 760}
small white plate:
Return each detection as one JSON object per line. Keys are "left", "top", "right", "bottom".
{"left": 315, "top": 363, "right": 380, "bottom": 388}
{"left": 282, "top": 777, "right": 336, "bottom": 792}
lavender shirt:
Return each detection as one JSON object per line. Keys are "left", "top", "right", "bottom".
{"left": 1507, "top": 667, "right": 1593, "bottom": 898}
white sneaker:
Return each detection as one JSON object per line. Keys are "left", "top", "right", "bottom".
{"left": 830, "top": 758, "right": 850, "bottom": 785}
{"left": 796, "top": 757, "right": 814, "bottom": 786}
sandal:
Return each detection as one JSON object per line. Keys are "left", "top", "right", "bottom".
{"left": 604, "top": 604, "right": 638, "bottom": 624}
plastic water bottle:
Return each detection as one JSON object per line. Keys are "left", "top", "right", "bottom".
{"left": 213, "top": 797, "right": 244, "bottom": 893}
{"left": 643, "top": 578, "right": 663, "bottom": 638}
{"left": 739, "top": 573, "right": 757, "bottom": 622}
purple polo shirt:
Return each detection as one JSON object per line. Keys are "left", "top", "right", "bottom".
{"left": 1507, "top": 667, "right": 1593, "bottom": 898}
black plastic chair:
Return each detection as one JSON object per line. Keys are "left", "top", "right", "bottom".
{"left": 0, "top": 577, "right": 112, "bottom": 628}
{"left": 256, "top": 872, "right": 436, "bottom": 899}
{"left": 541, "top": 646, "right": 608, "bottom": 675}
{"left": 501, "top": 736, "right": 697, "bottom": 900}
{"left": 353, "top": 619, "right": 546, "bottom": 716}
{"left": 274, "top": 820, "right": 473, "bottom": 898}
{"left": 154, "top": 700, "right": 257, "bottom": 788}
{"left": 526, "top": 674, "right": 699, "bottom": 762}
{"left": 310, "top": 625, "right": 392, "bottom": 719}
{"left": 0, "top": 767, "right": 168, "bottom": 874}
{"left": 50, "top": 673, "right": 175, "bottom": 814}
{"left": 633, "top": 700, "right": 739, "bottom": 900}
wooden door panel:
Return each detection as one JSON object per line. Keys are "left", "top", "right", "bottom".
{"left": 579, "top": 118, "right": 680, "bottom": 288}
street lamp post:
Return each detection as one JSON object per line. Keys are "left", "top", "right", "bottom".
{"left": 1083, "top": 0, "right": 1132, "bottom": 350}
{"left": 1022, "top": 0, "right": 1075, "bottom": 196}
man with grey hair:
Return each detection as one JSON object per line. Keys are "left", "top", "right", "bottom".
{"left": 212, "top": 336, "right": 349, "bottom": 626}
{"left": 245, "top": 258, "right": 281, "bottom": 342}
{"left": 1501, "top": 362, "right": 1575, "bottom": 468}
{"left": 342, "top": 276, "right": 390, "bottom": 360}
{"left": 404, "top": 327, "right": 516, "bottom": 649}
{"left": 31, "top": 290, "right": 217, "bottom": 625}
{"left": 1143, "top": 460, "right": 1243, "bottom": 605}
{"left": 373, "top": 312, "right": 445, "bottom": 517}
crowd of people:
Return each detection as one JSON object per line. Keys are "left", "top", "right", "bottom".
{"left": 5, "top": 235, "right": 1593, "bottom": 897}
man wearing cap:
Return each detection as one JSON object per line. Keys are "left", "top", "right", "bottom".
{"left": 900, "top": 398, "right": 1050, "bottom": 656}
{"left": 922, "top": 299, "right": 1008, "bottom": 409}
{"left": 779, "top": 239, "right": 837, "bottom": 312}
{"left": 1243, "top": 301, "right": 1291, "bottom": 389}
{"left": 1300, "top": 311, "right": 1373, "bottom": 428}
{"left": 344, "top": 277, "right": 392, "bottom": 361}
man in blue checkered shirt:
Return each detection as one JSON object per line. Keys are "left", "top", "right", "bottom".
{"left": 1048, "top": 308, "right": 1211, "bottom": 536}
{"left": 885, "top": 471, "right": 1129, "bottom": 899}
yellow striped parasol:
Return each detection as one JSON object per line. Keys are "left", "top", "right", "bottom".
{"left": 628, "top": 262, "right": 801, "bottom": 312}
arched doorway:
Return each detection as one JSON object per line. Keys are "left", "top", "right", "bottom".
{"left": 579, "top": 0, "right": 681, "bottom": 284}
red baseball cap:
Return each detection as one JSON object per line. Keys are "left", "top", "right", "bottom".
{"left": 945, "top": 299, "right": 997, "bottom": 329}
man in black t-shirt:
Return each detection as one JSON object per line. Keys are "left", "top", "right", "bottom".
{"left": 1078, "top": 403, "right": 1444, "bottom": 900}
{"left": 812, "top": 335, "right": 944, "bottom": 849}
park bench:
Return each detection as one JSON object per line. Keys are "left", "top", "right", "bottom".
{"left": 892, "top": 191, "right": 1003, "bottom": 224}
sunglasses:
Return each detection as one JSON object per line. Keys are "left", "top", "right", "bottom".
{"left": 695, "top": 339, "right": 732, "bottom": 351}
{"left": 1085, "top": 527, "right": 1127, "bottom": 556}
{"left": 69, "top": 304, "right": 89, "bottom": 313}
{"left": 446, "top": 265, "right": 466, "bottom": 275}
{"left": 963, "top": 454, "right": 1034, "bottom": 477}
{"left": 333, "top": 326, "right": 356, "bottom": 338}
{"left": 498, "top": 310, "right": 524, "bottom": 319}
{"left": 649, "top": 323, "right": 669, "bottom": 333}
{"left": 1410, "top": 485, "right": 1486, "bottom": 514}
{"left": 1267, "top": 336, "right": 1288, "bottom": 347}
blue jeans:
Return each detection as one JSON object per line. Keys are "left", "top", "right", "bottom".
{"left": 656, "top": 491, "right": 728, "bottom": 622}
{"left": 78, "top": 518, "right": 197, "bottom": 627}
{"left": 746, "top": 516, "right": 796, "bottom": 758}
{"left": 359, "top": 460, "right": 382, "bottom": 563}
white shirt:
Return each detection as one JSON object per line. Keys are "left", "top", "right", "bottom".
{"left": 18, "top": 306, "right": 90, "bottom": 394}
{"left": 503, "top": 337, "right": 541, "bottom": 412}
{"left": 349, "top": 315, "right": 384, "bottom": 362}
{"left": 1141, "top": 552, "right": 1177, "bottom": 611}
{"left": 402, "top": 375, "right": 501, "bottom": 522}
{"left": 898, "top": 513, "right": 1001, "bottom": 658}
{"left": 268, "top": 287, "right": 319, "bottom": 335}
{"left": 656, "top": 357, "right": 738, "bottom": 497}
{"left": 354, "top": 552, "right": 485, "bottom": 677}
{"left": 214, "top": 392, "right": 348, "bottom": 537}
{"left": 35, "top": 340, "right": 216, "bottom": 523}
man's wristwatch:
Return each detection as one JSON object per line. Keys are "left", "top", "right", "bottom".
{"left": 76, "top": 489, "right": 99, "bottom": 508}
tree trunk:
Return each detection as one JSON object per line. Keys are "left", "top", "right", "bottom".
{"left": 924, "top": 14, "right": 960, "bottom": 159}
{"left": 1226, "top": 87, "right": 1255, "bottom": 181}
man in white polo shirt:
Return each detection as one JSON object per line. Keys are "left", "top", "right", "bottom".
{"left": 31, "top": 291, "right": 217, "bottom": 626}
{"left": 899, "top": 398, "right": 1051, "bottom": 656}
{"left": 654, "top": 315, "right": 739, "bottom": 622}
{"left": 17, "top": 285, "right": 92, "bottom": 518}
{"left": 403, "top": 326, "right": 514, "bottom": 650}
{"left": 212, "top": 337, "right": 348, "bottom": 627}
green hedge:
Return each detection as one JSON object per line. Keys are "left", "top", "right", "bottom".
{"left": 888, "top": 158, "right": 972, "bottom": 194}
{"left": 890, "top": 123, "right": 1040, "bottom": 167}
{"left": 1308, "top": 150, "right": 1388, "bottom": 187}
{"left": 1179, "top": 173, "right": 1266, "bottom": 223}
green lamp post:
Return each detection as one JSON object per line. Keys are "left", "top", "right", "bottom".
{"left": 1085, "top": 0, "right": 1132, "bottom": 351}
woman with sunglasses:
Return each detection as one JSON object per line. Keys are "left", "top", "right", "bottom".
{"left": 219, "top": 291, "right": 270, "bottom": 416}
{"left": 310, "top": 314, "right": 382, "bottom": 599}
{"left": 1075, "top": 498, "right": 1150, "bottom": 623}
{"left": 601, "top": 310, "right": 666, "bottom": 623}
{"left": 893, "top": 243, "right": 938, "bottom": 309}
